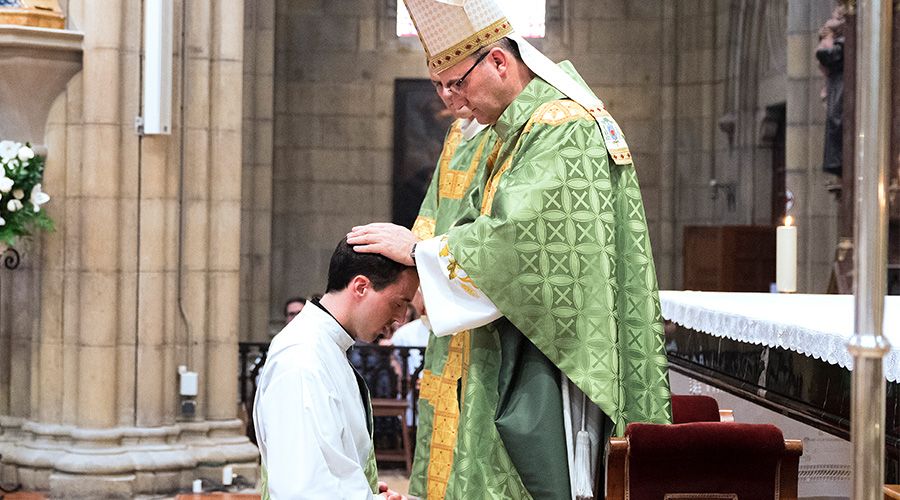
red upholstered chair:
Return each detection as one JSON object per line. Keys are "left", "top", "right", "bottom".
{"left": 671, "top": 394, "right": 735, "bottom": 423}
{"left": 606, "top": 422, "right": 802, "bottom": 500}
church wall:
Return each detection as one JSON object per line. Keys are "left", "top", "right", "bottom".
{"left": 271, "top": 0, "right": 411, "bottom": 333}
{"left": 662, "top": 0, "right": 733, "bottom": 288}
{"left": 663, "top": 0, "right": 839, "bottom": 293}
{"left": 270, "top": 0, "right": 671, "bottom": 330}
{"left": 268, "top": 0, "right": 844, "bottom": 327}
{"left": 785, "top": 0, "right": 841, "bottom": 293}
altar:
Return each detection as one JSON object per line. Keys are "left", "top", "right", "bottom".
{"left": 660, "top": 291, "right": 900, "bottom": 490}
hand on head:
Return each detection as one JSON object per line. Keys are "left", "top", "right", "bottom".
{"left": 346, "top": 223, "right": 418, "bottom": 267}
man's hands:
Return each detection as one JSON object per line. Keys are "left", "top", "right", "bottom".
{"left": 347, "top": 223, "right": 418, "bottom": 266}
{"left": 378, "top": 480, "right": 407, "bottom": 500}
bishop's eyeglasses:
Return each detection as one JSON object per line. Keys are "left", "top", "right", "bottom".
{"left": 432, "top": 50, "right": 491, "bottom": 94}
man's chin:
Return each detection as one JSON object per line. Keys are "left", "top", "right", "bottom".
{"left": 453, "top": 106, "right": 474, "bottom": 119}
{"left": 358, "top": 332, "right": 378, "bottom": 343}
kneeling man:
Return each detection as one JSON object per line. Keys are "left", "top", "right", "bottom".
{"left": 254, "top": 238, "right": 418, "bottom": 499}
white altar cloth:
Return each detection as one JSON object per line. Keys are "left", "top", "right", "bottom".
{"left": 659, "top": 291, "right": 900, "bottom": 382}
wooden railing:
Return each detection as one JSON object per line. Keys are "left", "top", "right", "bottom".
{"left": 238, "top": 342, "right": 425, "bottom": 452}
{"left": 239, "top": 341, "right": 427, "bottom": 424}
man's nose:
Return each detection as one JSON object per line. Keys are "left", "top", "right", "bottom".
{"left": 436, "top": 85, "right": 452, "bottom": 99}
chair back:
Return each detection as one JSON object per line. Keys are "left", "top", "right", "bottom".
{"left": 607, "top": 422, "right": 802, "bottom": 500}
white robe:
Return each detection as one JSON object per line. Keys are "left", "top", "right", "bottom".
{"left": 253, "top": 303, "right": 375, "bottom": 499}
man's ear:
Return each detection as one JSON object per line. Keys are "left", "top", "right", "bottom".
{"left": 349, "top": 275, "right": 371, "bottom": 297}
{"left": 490, "top": 47, "right": 510, "bottom": 78}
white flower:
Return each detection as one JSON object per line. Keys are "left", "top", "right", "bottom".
{"left": 7, "top": 199, "right": 22, "bottom": 212}
{"left": 12, "top": 189, "right": 23, "bottom": 200}
{"left": 17, "top": 146, "right": 34, "bottom": 162}
{"left": 0, "top": 176, "right": 12, "bottom": 193}
{"left": 0, "top": 141, "right": 20, "bottom": 162}
{"left": 30, "top": 184, "right": 49, "bottom": 212}
{"left": 0, "top": 215, "right": 5, "bottom": 226}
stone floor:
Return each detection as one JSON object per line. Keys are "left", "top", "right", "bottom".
{"left": 2, "top": 493, "right": 46, "bottom": 500}
{"left": 1, "top": 467, "right": 411, "bottom": 500}
{"left": 379, "top": 467, "right": 411, "bottom": 494}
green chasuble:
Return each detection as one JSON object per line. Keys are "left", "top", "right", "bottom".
{"left": 411, "top": 119, "right": 570, "bottom": 499}
{"left": 411, "top": 64, "right": 671, "bottom": 500}
{"left": 409, "top": 119, "right": 530, "bottom": 499}
{"left": 446, "top": 66, "right": 672, "bottom": 436}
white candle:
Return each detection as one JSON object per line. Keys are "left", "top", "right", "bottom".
{"left": 776, "top": 216, "right": 797, "bottom": 293}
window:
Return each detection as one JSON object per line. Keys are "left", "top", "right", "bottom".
{"left": 396, "top": 0, "right": 546, "bottom": 39}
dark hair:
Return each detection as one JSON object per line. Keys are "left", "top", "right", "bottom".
{"left": 284, "top": 296, "right": 306, "bottom": 316}
{"left": 475, "top": 37, "right": 522, "bottom": 62}
{"left": 326, "top": 237, "right": 411, "bottom": 293}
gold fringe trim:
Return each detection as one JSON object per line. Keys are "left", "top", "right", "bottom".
{"left": 481, "top": 156, "right": 512, "bottom": 216}
{"left": 412, "top": 216, "right": 437, "bottom": 240}
{"left": 525, "top": 100, "right": 593, "bottom": 132}
{"left": 419, "top": 331, "right": 471, "bottom": 500}
{"left": 439, "top": 127, "right": 490, "bottom": 200}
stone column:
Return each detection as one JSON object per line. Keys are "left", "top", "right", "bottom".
{"left": 205, "top": 0, "right": 243, "bottom": 422}
{"left": 1, "top": 1, "right": 257, "bottom": 496}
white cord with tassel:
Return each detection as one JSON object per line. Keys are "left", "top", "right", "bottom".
{"left": 573, "top": 391, "right": 593, "bottom": 499}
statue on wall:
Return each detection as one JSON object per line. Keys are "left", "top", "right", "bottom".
{"left": 815, "top": 5, "right": 848, "bottom": 178}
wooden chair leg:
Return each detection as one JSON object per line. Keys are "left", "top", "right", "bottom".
{"left": 605, "top": 438, "right": 628, "bottom": 500}
{"left": 779, "top": 439, "right": 803, "bottom": 500}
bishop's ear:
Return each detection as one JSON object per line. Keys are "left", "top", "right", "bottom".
{"left": 489, "top": 47, "right": 510, "bottom": 77}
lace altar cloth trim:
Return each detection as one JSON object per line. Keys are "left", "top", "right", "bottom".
{"left": 659, "top": 291, "right": 900, "bottom": 383}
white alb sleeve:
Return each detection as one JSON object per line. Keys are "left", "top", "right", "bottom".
{"left": 416, "top": 235, "right": 502, "bottom": 337}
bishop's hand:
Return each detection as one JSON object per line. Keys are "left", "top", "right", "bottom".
{"left": 347, "top": 223, "right": 417, "bottom": 266}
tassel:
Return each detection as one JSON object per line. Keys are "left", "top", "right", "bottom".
{"left": 574, "top": 392, "right": 593, "bottom": 499}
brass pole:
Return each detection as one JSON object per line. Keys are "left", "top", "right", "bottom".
{"left": 848, "top": 0, "right": 892, "bottom": 498}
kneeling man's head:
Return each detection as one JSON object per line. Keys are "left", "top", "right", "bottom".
{"left": 324, "top": 238, "right": 419, "bottom": 342}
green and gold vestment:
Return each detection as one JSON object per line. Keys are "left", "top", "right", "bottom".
{"left": 409, "top": 118, "right": 526, "bottom": 499}
{"left": 411, "top": 65, "right": 671, "bottom": 500}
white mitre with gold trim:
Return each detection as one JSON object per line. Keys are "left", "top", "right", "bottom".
{"left": 402, "top": 0, "right": 633, "bottom": 165}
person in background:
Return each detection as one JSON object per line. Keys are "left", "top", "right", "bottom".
{"left": 391, "top": 290, "right": 429, "bottom": 375}
{"left": 283, "top": 296, "right": 306, "bottom": 325}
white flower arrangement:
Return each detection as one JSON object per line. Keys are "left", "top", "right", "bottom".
{"left": 0, "top": 140, "right": 53, "bottom": 247}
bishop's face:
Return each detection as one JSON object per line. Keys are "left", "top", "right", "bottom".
{"left": 434, "top": 49, "right": 510, "bottom": 125}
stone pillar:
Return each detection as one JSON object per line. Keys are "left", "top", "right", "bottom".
{"left": 660, "top": 0, "right": 678, "bottom": 288}
{"left": 240, "top": 0, "right": 275, "bottom": 342}
{"left": 205, "top": 0, "right": 243, "bottom": 422}
{"left": 0, "top": 0, "right": 257, "bottom": 496}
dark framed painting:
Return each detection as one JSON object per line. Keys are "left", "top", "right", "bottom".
{"left": 392, "top": 79, "right": 455, "bottom": 228}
